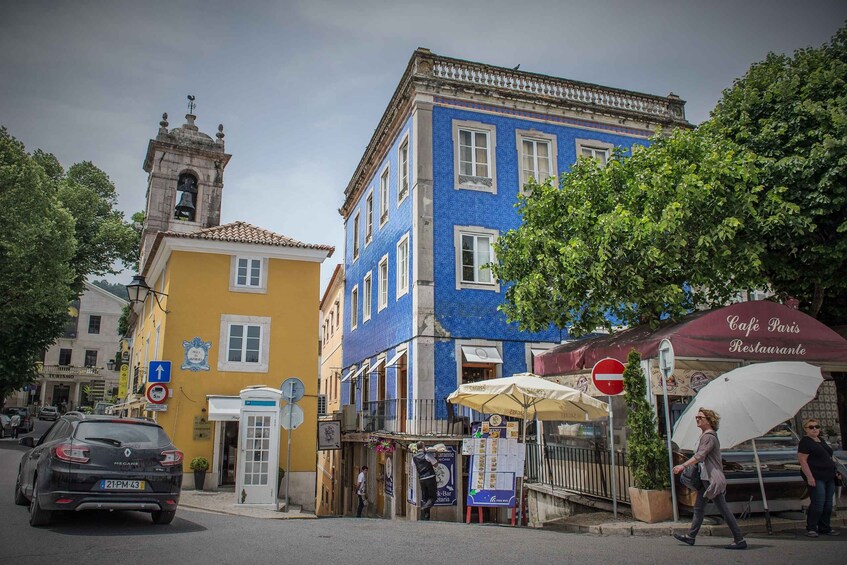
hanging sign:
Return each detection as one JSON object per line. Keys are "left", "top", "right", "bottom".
{"left": 384, "top": 456, "right": 394, "bottom": 497}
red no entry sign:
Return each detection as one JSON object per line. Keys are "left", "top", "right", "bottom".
{"left": 591, "top": 358, "right": 626, "bottom": 396}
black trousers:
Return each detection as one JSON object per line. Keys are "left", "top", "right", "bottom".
{"left": 419, "top": 476, "right": 437, "bottom": 520}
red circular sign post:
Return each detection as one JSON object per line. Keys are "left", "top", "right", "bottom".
{"left": 591, "top": 358, "right": 626, "bottom": 396}
{"left": 146, "top": 384, "right": 168, "bottom": 404}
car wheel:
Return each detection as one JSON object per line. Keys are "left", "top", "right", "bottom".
{"left": 14, "top": 473, "right": 28, "bottom": 506}
{"left": 29, "top": 479, "right": 52, "bottom": 527}
{"left": 151, "top": 510, "right": 176, "bottom": 525}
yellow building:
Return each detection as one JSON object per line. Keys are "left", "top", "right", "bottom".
{"left": 124, "top": 108, "right": 332, "bottom": 510}
{"left": 317, "top": 264, "right": 343, "bottom": 515}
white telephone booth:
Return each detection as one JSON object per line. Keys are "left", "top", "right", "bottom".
{"left": 236, "top": 387, "right": 281, "bottom": 507}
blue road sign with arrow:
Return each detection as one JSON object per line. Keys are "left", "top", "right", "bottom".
{"left": 148, "top": 360, "right": 172, "bottom": 383}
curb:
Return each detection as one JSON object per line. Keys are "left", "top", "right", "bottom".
{"left": 546, "top": 516, "right": 847, "bottom": 537}
{"left": 179, "top": 502, "right": 318, "bottom": 520}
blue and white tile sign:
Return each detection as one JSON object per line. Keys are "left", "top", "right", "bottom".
{"left": 181, "top": 337, "right": 211, "bottom": 371}
{"left": 465, "top": 424, "right": 526, "bottom": 508}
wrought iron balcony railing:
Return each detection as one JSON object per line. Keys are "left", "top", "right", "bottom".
{"left": 352, "top": 397, "right": 513, "bottom": 437}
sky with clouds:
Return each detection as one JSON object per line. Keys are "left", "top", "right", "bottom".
{"left": 2, "top": 0, "right": 845, "bottom": 292}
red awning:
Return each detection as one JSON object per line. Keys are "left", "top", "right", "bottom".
{"left": 535, "top": 301, "right": 847, "bottom": 376}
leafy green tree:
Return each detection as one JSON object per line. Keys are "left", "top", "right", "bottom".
{"left": 0, "top": 128, "right": 76, "bottom": 404}
{"left": 709, "top": 25, "right": 847, "bottom": 320}
{"left": 57, "top": 161, "right": 138, "bottom": 292}
{"left": 492, "top": 127, "right": 795, "bottom": 336}
{"left": 622, "top": 349, "right": 669, "bottom": 490}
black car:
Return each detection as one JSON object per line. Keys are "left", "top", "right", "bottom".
{"left": 14, "top": 414, "right": 183, "bottom": 527}
{"left": 2, "top": 407, "right": 34, "bottom": 432}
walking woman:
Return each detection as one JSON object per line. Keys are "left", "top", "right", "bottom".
{"left": 672, "top": 408, "right": 747, "bottom": 550}
{"left": 798, "top": 418, "right": 840, "bottom": 537}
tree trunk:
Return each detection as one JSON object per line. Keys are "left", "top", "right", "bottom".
{"left": 810, "top": 282, "right": 825, "bottom": 319}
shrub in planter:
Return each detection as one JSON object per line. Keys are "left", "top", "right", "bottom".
{"left": 190, "top": 456, "right": 210, "bottom": 491}
{"left": 623, "top": 349, "right": 672, "bottom": 523}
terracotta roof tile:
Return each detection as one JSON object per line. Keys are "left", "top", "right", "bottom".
{"left": 162, "top": 221, "right": 334, "bottom": 253}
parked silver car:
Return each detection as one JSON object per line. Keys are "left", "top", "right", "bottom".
{"left": 39, "top": 406, "right": 59, "bottom": 421}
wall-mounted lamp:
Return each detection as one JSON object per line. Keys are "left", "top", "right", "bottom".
{"left": 107, "top": 360, "right": 116, "bottom": 371}
{"left": 126, "top": 274, "right": 169, "bottom": 313}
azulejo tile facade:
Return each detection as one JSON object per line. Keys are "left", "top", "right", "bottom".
{"left": 336, "top": 49, "right": 689, "bottom": 521}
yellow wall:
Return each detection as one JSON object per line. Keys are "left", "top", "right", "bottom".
{"left": 131, "top": 249, "right": 321, "bottom": 476}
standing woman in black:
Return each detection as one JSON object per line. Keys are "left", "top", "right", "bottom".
{"left": 798, "top": 418, "right": 840, "bottom": 537}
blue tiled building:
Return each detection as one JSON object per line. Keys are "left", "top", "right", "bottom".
{"left": 340, "top": 49, "right": 688, "bottom": 423}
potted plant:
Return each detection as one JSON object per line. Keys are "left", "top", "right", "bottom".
{"left": 190, "top": 456, "right": 209, "bottom": 491}
{"left": 623, "top": 349, "right": 672, "bottom": 523}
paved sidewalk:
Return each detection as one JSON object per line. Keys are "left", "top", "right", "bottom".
{"left": 179, "top": 490, "right": 317, "bottom": 520}
{"left": 544, "top": 510, "right": 847, "bottom": 537}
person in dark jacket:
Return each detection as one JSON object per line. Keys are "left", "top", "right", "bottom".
{"left": 413, "top": 442, "right": 438, "bottom": 520}
{"left": 798, "top": 418, "right": 840, "bottom": 537}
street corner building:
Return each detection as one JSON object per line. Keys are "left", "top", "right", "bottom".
{"left": 335, "top": 48, "right": 690, "bottom": 521}
{"left": 121, "top": 109, "right": 333, "bottom": 510}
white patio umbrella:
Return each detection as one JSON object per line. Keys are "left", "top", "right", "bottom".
{"left": 447, "top": 373, "right": 609, "bottom": 438}
{"left": 671, "top": 361, "right": 823, "bottom": 534}
{"left": 447, "top": 373, "right": 609, "bottom": 524}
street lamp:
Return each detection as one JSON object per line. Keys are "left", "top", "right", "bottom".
{"left": 126, "top": 274, "right": 169, "bottom": 313}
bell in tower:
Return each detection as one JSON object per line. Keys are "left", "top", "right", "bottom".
{"left": 174, "top": 173, "right": 198, "bottom": 221}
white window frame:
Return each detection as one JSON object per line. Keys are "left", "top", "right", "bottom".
{"left": 378, "top": 254, "right": 388, "bottom": 312}
{"left": 453, "top": 119, "right": 497, "bottom": 194}
{"left": 230, "top": 256, "right": 268, "bottom": 293}
{"left": 363, "top": 272, "right": 372, "bottom": 323}
{"left": 365, "top": 189, "right": 374, "bottom": 246}
{"left": 398, "top": 134, "right": 410, "bottom": 205}
{"left": 379, "top": 164, "right": 390, "bottom": 227}
{"left": 352, "top": 212, "right": 361, "bottom": 262}
{"left": 350, "top": 285, "right": 359, "bottom": 330}
{"left": 334, "top": 301, "right": 340, "bottom": 329}
{"left": 575, "top": 138, "right": 614, "bottom": 167}
{"left": 454, "top": 225, "right": 500, "bottom": 291}
{"left": 516, "top": 130, "right": 558, "bottom": 192}
{"left": 396, "top": 233, "right": 409, "bottom": 299}
{"left": 218, "top": 314, "right": 270, "bottom": 373}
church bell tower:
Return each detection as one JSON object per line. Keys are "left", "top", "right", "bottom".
{"left": 140, "top": 97, "right": 232, "bottom": 270}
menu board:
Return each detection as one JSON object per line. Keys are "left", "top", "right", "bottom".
{"left": 464, "top": 424, "right": 526, "bottom": 508}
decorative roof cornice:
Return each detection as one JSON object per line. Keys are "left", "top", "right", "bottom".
{"left": 339, "top": 48, "right": 690, "bottom": 217}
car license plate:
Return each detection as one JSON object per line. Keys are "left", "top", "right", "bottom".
{"left": 100, "top": 479, "right": 145, "bottom": 490}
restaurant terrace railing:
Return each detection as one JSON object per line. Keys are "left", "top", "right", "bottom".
{"left": 356, "top": 398, "right": 519, "bottom": 437}
{"left": 525, "top": 442, "right": 633, "bottom": 504}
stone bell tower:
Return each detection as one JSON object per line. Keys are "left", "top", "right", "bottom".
{"left": 140, "top": 97, "right": 232, "bottom": 270}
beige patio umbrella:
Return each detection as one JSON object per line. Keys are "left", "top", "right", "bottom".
{"left": 447, "top": 373, "right": 609, "bottom": 525}
{"left": 447, "top": 373, "right": 609, "bottom": 439}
